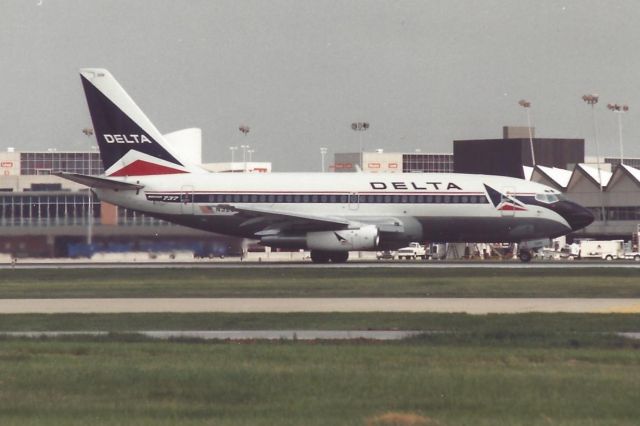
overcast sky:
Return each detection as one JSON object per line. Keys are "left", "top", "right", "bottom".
{"left": 2, "top": 0, "right": 640, "bottom": 171}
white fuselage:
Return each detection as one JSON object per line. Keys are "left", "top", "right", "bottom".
{"left": 95, "top": 171, "right": 573, "bottom": 247}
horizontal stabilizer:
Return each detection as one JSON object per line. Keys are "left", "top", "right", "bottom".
{"left": 54, "top": 172, "right": 144, "bottom": 190}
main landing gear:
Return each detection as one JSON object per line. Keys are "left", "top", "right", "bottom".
{"left": 310, "top": 250, "right": 349, "bottom": 263}
{"left": 518, "top": 249, "right": 532, "bottom": 263}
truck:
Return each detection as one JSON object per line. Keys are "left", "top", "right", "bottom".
{"left": 623, "top": 251, "right": 640, "bottom": 261}
{"left": 577, "top": 240, "right": 625, "bottom": 260}
{"left": 396, "top": 242, "right": 429, "bottom": 260}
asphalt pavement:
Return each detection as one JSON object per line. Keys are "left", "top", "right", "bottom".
{"left": 2, "top": 297, "right": 639, "bottom": 314}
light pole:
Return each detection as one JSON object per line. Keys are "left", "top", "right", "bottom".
{"left": 82, "top": 128, "right": 94, "bottom": 246}
{"left": 320, "top": 147, "right": 327, "bottom": 172}
{"left": 240, "top": 145, "right": 249, "bottom": 172}
{"left": 239, "top": 124, "right": 250, "bottom": 172}
{"left": 351, "top": 122, "right": 369, "bottom": 170}
{"left": 582, "top": 93, "right": 605, "bottom": 222}
{"left": 247, "top": 149, "right": 255, "bottom": 162}
{"left": 518, "top": 99, "right": 536, "bottom": 166}
{"left": 607, "top": 103, "right": 629, "bottom": 166}
{"left": 229, "top": 146, "right": 238, "bottom": 166}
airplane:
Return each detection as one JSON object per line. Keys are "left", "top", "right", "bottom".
{"left": 58, "top": 68, "right": 594, "bottom": 263}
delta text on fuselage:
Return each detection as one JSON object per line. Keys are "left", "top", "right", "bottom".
{"left": 369, "top": 181, "right": 463, "bottom": 191}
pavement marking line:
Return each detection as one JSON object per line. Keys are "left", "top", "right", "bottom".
{"left": 2, "top": 298, "right": 640, "bottom": 314}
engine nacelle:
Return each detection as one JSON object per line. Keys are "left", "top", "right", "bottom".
{"left": 306, "top": 225, "right": 379, "bottom": 251}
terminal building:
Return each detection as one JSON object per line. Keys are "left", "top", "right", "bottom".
{"left": 333, "top": 151, "right": 453, "bottom": 173}
{"left": 453, "top": 126, "right": 584, "bottom": 178}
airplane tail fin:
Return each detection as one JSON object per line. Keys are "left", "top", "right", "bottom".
{"left": 79, "top": 68, "right": 203, "bottom": 177}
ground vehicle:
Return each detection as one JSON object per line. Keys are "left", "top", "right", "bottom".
{"left": 623, "top": 251, "right": 640, "bottom": 261}
{"left": 396, "top": 243, "right": 429, "bottom": 260}
{"left": 376, "top": 250, "right": 396, "bottom": 260}
{"left": 559, "top": 243, "right": 580, "bottom": 260}
{"left": 577, "top": 240, "right": 624, "bottom": 260}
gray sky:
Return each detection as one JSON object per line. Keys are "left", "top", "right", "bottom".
{"left": 2, "top": 0, "right": 640, "bottom": 171}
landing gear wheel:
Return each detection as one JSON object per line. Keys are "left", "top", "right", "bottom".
{"left": 310, "top": 250, "right": 349, "bottom": 263}
{"left": 328, "top": 251, "right": 349, "bottom": 263}
{"left": 310, "top": 251, "right": 330, "bottom": 263}
{"left": 518, "top": 250, "right": 532, "bottom": 263}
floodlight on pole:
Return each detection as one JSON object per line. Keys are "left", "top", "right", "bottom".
{"left": 229, "top": 146, "right": 238, "bottom": 164}
{"left": 582, "top": 93, "right": 605, "bottom": 221}
{"left": 320, "top": 147, "right": 328, "bottom": 172}
{"left": 607, "top": 103, "right": 629, "bottom": 166}
{"left": 239, "top": 125, "right": 250, "bottom": 172}
{"left": 351, "top": 122, "right": 369, "bottom": 170}
{"left": 240, "top": 145, "right": 249, "bottom": 172}
{"left": 518, "top": 99, "right": 536, "bottom": 166}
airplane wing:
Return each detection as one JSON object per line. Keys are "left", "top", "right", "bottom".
{"left": 215, "top": 204, "right": 408, "bottom": 236}
{"left": 214, "top": 204, "right": 350, "bottom": 234}
{"left": 54, "top": 172, "right": 144, "bottom": 190}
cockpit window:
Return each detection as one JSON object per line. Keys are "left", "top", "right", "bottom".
{"left": 535, "top": 193, "right": 559, "bottom": 204}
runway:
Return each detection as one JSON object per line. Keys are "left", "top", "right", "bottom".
{"left": 2, "top": 261, "right": 640, "bottom": 269}
{"left": 2, "top": 298, "right": 640, "bottom": 314}
{"left": 0, "top": 330, "right": 423, "bottom": 341}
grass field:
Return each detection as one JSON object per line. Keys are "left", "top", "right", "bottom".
{"left": 1, "top": 336, "right": 640, "bottom": 425}
{"left": 0, "top": 267, "right": 639, "bottom": 298}
{"left": 2, "top": 267, "right": 640, "bottom": 424}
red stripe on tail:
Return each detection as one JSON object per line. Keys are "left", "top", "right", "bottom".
{"left": 108, "top": 160, "right": 188, "bottom": 177}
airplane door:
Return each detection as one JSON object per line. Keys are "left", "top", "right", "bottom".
{"left": 500, "top": 187, "right": 515, "bottom": 217}
{"left": 181, "top": 185, "right": 194, "bottom": 214}
{"left": 348, "top": 192, "right": 359, "bottom": 210}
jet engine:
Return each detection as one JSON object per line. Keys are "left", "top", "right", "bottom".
{"left": 261, "top": 225, "right": 380, "bottom": 251}
{"left": 307, "top": 225, "right": 379, "bottom": 251}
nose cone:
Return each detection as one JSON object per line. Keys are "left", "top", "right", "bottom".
{"left": 561, "top": 202, "right": 595, "bottom": 231}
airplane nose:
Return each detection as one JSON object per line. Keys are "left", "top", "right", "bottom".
{"left": 563, "top": 203, "right": 595, "bottom": 231}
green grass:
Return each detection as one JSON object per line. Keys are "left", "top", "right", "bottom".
{"left": 2, "top": 268, "right": 640, "bottom": 424}
{"left": 1, "top": 267, "right": 640, "bottom": 298}
{"left": 0, "top": 339, "right": 639, "bottom": 425}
